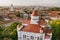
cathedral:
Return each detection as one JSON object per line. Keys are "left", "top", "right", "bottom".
{"left": 17, "top": 10, "right": 52, "bottom": 40}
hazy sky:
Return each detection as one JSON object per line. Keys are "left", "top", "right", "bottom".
{"left": 0, "top": 0, "right": 60, "bottom": 7}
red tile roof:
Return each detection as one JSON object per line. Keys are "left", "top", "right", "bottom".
{"left": 18, "top": 18, "right": 52, "bottom": 33}
{"left": 17, "top": 9, "right": 52, "bottom": 33}
{"left": 46, "top": 30, "right": 52, "bottom": 33}
{"left": 18, "top": 19, "right": 49, "bottom": 33}
{"left": 43, "top": 27, "right": 47, "bottom": 33}
{"left": 31, "top": 10, "right": 38, "bottom": 16}
{"left": 51, "top": 11, "right": 58, "bottom": 17}
{"left": 39, "top": 20, "right": 46, "bottom": 25}
{"left": 22, "top": 24, "right": 41, "bottom": 33}
{"left": 43, "top": 27, "right": 52, "bottom": 33}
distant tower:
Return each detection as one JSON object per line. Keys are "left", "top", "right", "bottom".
{"left": 10, "top": 4, "right": 14, "bottom": 11}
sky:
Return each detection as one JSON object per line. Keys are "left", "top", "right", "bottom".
{"left": 0, "top": 0, "right": 60, "bottom": 7}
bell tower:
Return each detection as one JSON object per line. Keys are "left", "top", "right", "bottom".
{"left": 10, "top": 4, "right": 14, "bottom": 11}
{"left": 30, "top": 10, "right": 39, "bottom": 24}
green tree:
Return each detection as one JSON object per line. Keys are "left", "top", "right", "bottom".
{"left": 0, "top": 22, "right": 22, "bottom": 40}
{"left": 8, "top": 22, "right": 18, "bottom": 40}
{"left": 49, "top": 8, "right": 60, "bottom": 11}
{"left": 0, "top": 24, "right": 4, "bottom": 39}
{"left": 2, "top": 22, "right": 19, "bottom": 40}
{"left": 50, "top": 19, "right": 60, "bottom": 40}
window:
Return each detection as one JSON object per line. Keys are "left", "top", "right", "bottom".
{"left": 23, "top": 35, "right": 26, "bottom": 38}
{"left": 31, "top": 36, "right": 34, "bottom": 39}
{"left": 37, "top": 37, "right": 39, "bottom": 40}
{"left": 27, "top": 38, "right": 29, "bottom": 40}
{"left": 35, "top": 37, "right": 39, "bottom": 40}
{"left": 18, "top": 37, "right": 21, "bottom": 39}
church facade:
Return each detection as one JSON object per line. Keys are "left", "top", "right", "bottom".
{"left": 17, "top": 10, "right": 52, "bottom": 40}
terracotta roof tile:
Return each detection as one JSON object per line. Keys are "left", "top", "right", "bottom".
{"left": 22, "top": 24, "right": 41, "bottom": 33}
{"left": 51, "top": 11, "right": 58, "bottom": 17}
{"left": 39, "top": 20, "right": 46, "bottom": 25}
{"left": 46, "top": 30, "right": 52, "bottom": 33}
{"left": 43, "top": 27, "right": 47, "bottom": 33}
{"left": 31, "top": 10, "right": 38, "bottom": 16}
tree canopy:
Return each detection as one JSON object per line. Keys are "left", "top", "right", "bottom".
{"left": 50, "top": 19, "right": 60, "bottom": 40}
{"left": 0, "top": 22, "right": 22, "bottom": 40}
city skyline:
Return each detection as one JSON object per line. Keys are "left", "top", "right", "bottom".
{"left": 0, "top": 0, "right": 60, "bottom": 7}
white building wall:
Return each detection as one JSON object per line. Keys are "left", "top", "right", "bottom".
{"left": 31, "top": 16, "right": 39, "bottom": 24}
{"left": 31, "top": 16, "right": 39, "bottom": 19}
{"left": 18, "top": 31, "right": 45, "bottom": 40}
